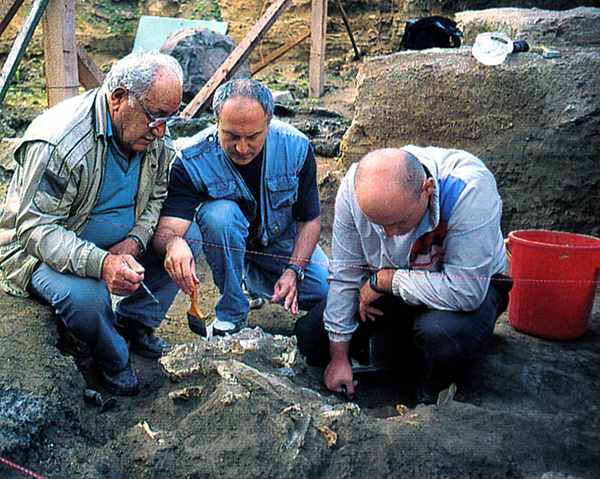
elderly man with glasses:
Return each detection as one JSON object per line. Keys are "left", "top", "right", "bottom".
{"left": 0, "top": 52, "right": 192, "bottom": 396}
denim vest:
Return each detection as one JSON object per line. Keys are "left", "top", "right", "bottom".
{"left": 180, "top": 119, "right": 309, "bottom": 246}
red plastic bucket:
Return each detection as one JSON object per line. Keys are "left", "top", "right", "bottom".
{"left": 507, "top": 230, "right": 600, "bottom": 340}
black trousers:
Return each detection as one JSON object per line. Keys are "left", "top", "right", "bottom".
{"left": 294, "top": 278, "right": 511, "bottom": 383}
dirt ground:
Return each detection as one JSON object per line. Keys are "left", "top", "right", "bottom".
{"left": 2, "top": 291, "right": 598, "bottom": 479}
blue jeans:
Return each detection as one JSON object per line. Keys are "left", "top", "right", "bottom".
{"left": 195, "top": 199, "right": 329, "bottom": 325}
{"left": 29, "top": 224, "right": 202, "bottom": 372}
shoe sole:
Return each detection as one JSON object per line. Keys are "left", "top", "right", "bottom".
{"left": 129, "top": 346, "right": 165, "bottom": 359}
{"left": 100, "top": 377, "right": 140, "bottom": 396}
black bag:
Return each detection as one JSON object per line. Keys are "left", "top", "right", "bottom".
{"left": 399, "top": 16, "right": 462, "bottom": 50}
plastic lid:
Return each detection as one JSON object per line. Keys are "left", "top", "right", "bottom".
{"left": 472, "top": 32, "right": 513, "bottom": 66}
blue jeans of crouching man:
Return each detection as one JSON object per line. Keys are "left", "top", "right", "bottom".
{"left": 29, "top": 224, "right": 202, "bottom": 373}
{"left": 195, "top": 199, "right": 329, "bottom": 327}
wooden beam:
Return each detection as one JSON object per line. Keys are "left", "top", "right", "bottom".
{"left": 77, "top": 45, "right": 104, "bottom": 89}
{"left": 181, "top": 0, "right": 292, "bottom": 118}
{"left": 309, "top": 0, "right": 327, "bottom": 98}
{"left": 43, "top": 0, "right": 79, "bottom": 107}
{"left": 251, "top": 30, "right": 310, "bottom": 76}
{"left": 0, "top": 0, "right": 25, "bottom": 37}
{"left": 0, "top": 0, "right": 49, "bottom": 107}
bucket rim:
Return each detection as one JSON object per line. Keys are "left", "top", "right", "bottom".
{"left": 508, "top": 229, "right": 600, "bottom": 250}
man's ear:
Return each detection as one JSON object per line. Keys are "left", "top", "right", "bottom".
{"left": 108, "top": 87, "right": 128, "bottom": 111}
{"left": 423, "top": 177, "right": 435, "bottom": 196}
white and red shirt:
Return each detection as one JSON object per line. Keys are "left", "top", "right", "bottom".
{"left": 325, "top": 145, "right": 508, "bottom": 342}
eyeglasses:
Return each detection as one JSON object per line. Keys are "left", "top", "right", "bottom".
{"left": 133, "top": 94, "right": 185, "bottom": 129}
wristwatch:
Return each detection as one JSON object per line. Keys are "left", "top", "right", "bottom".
{"left": 369, "top": 271, "right": 383, "bottom": 293}
{"left": 284, "top": 263, "right": 305, "bottom": 282}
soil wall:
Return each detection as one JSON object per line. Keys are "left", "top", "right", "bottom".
{"left": 457, "top": 7, "right": 600, "bottom": 46}
{"left": 340, "top": 45, "right": 600, "bottom": 236}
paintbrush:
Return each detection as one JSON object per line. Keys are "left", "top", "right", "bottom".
{"left": 187, "top": 286, "right": 214, "bottom": 339}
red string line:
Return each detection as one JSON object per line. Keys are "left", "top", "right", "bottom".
{"left": 20, "top": 216, "right": 600, "bottom": 285}
{"left": 0, "top": 456, "right": 49, "bottom": 479}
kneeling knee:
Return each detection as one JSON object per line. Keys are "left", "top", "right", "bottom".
{"left": 414, "top": 326, "right": 464, "bottom": 364}
{"left": 197, "top": 200, "right": 247, "bottom": 238}
{"left": 63, "top": 281, "right": 110, "bottom": 313}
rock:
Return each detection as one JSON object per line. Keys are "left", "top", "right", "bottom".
{"left": 273, "top": 91, "right": 298, "bottom": 116}
{"left": 0, "top": 138, "right": 19, "bottom": 173}
{"left": 160, "top": 28, "right": 250, "bottom": 104}
{"left": 413, "top": 1, "right": 594, "bottom": 13}
{"left": 457, "top": 7, "right": 600, "bottom": 47}
{"left": 0, "top": 292, "right": 84, "bottom": 456}
{"left": 340, "top": 47, "right": 600, "bottom": 236}
{"left": 117, "top": 310, "right": 600, "bottom": 478}
{"left": 291, "top": 107, "right": 351, "bottom": 158}
{"left": 272, "top": 90, "right": 296, "bottom": 108}
{"left": 169, "top": 113, "right": 214, "bottom": 145}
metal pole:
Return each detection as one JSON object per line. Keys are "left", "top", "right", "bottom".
{"left": 0, "top": 0, "right": 50, "bottom": 107}
{"left": 0, "top": 0, "right": 26, "bottom": 37}
{"left": 335, "top": 0, "right": 361, "bottom": 60}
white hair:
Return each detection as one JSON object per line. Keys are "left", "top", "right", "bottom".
{"left": 104, "top": 51, "right": 183, "bottom": 104}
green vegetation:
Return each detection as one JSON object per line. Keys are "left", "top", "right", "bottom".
{"left": 78, "top": 1, "right": 140, "bottom": 37}
{"left": 1, "top": 0, "right": 140, "bottom": 127}
{"left": 1, "top": 49, "right": 46, "bottom": 136}
{"left": 191, "top": 0, "right": 223, "bottom": 22}
{"left": 3, "top": 55, "right": 46, "bottom": 110}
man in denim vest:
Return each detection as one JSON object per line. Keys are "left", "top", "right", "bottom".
{"left": 154, "top": 79, "right": 329, "bottom": 335}
{"left": 0, "top": 52, "right": 192, "bottom": 396}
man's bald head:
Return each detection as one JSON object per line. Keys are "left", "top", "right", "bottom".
{"left": 355, "top": 148, "right": 425, "bottom": 199}
{"left": 354, "top": 148, "right": 433, "bottom": 236}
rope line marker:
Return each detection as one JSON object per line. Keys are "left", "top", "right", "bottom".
{"left": 10, "top": 215, "right": 600, "bottom": 286}
{"left": 0, "top": 456, "right": 49, "bottom": 479}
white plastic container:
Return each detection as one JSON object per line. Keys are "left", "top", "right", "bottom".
{"left": 472, "top": 32, "right": 514, "bottom": 66}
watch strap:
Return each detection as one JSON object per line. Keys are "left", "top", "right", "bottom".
{"left": 284, "top": 263, "right": 304, "bottom": 281}
{"left": 369, "top": 271, "right": 384, "bottom": 293}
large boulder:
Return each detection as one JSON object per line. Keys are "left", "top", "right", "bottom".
{"left": 457, "top": 7, "right": 600, "bottom": 47}
{"left": 340, "top": 47, "right": 600, "bottom": 236}
{"left": 0, "top": 292, "right": 83, "bottom": 458}
{"left": 160, "top": 28, "right": 250, "bottom": 104}
{"left": 412, "top": 1, "right": 596, "bottom": 12}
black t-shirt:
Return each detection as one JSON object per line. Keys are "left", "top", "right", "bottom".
{"left": 232, "top": 150, "right": 263, "bottom": 238}
{"left": 161, "top": 145, "right": 320, "bottom": 239}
